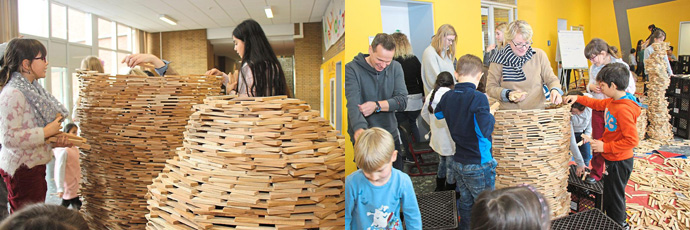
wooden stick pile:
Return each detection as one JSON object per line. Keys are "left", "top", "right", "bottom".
{"left": 492, "top": 105, "right": 572, "bottom": 218}
{"left": 644, "top": 42, "right": 674, "bottom": 141}
{"left": 627, "top": 155, "right": 690, "bottom": 229}
{"left": 75, "top": 71, "right": 221, "bottom": 229}
{"left": 637, "top": 108, "right": 647, "bottom": 141}
{"left": 145, "top": 95, "right": 345, "bottom": 230}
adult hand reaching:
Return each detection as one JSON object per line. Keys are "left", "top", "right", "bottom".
{"left": 121, "top": 54, "right": 165, "bottom": 69}
{"left": 550, "top": 89, "right": 563, "bottom": 104}
{"left": 205, "top": 68, "right": 224, "bottom": 76}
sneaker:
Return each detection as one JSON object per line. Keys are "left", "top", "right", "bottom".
{"left": 621, "top": 222, "right": 630, "bottom": 230}
{"left": 585, "top": 176, "right": 596, "bottom": 184}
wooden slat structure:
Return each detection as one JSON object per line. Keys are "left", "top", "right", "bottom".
{"left": 645, "top": 42, "right": 674, "bottom": 141}
{"left": 145, "top": 95, "right": 345, "bottom": 230}
{"left": 75, "top": 71, "right": 221, "bottom": 229}
{"left": 492, "top": 105, "right": 573, "bottom": 218}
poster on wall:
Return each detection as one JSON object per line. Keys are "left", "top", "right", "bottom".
{"left": 323, "top": 0, "right": 345, "bottom": 50}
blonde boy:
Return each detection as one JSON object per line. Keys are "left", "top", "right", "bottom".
{"left": 345, "top": 128, "right": 421, "bottom": 230}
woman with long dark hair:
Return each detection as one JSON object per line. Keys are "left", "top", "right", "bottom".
{"left": 207, "top": 19, "right": 290, "bottom": 97}
{"left": 0, "top": 38, "right": 71, "bottom": 213}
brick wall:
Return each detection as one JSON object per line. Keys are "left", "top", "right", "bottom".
{"left": 294, "top": 22, "right": 323, "bottom": 109}
{"left": 146, "top": 29, "right": 211, "bottom": 75}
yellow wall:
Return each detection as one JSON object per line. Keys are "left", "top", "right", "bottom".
{"left": 338, "top": 0, "right": 483, "bottom": 175}
{"left": 590, "top": 0, "right": 619, "bottom": 54}
{"left": 518, "top": 0, "right": 592, "bottom": 73}
{"left": 627, "top": 0, "right": 690, "bottom": 56}
{"left": 320, "top": 51, "right": 349, "bottom": 174}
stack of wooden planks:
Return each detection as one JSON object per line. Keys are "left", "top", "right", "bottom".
{"left": 145, "top": 95, "right": 346, "bottom": 230}
{"left": 75, "top": 71, "right": 221, "bottom": 229}
{"left": 644, "top": 42, "right": 674, "bottom": 141}
{"left": 492, "top": 105, "right": 573, "bottom": 218}
{"left": 627, "top": 155, "right": 690, "bottom": 229}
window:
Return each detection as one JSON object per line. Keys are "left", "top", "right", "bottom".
{"left": 117, "top": 24, "right": 132, "bottom": 52}
{"left": 98, "top": 49, "right": 115, "bottom": 75}
{"left": 51, "top": 3, "right": 67, "bottom": 39}
{"left": 50, "top": 67, "right": 69, "bottom": 108}
{"left": 98, "top": 18, "right": 114, "bottom": 49}
{"left": 482, "top": 2, "right": 517, "bottom": 51}
{"left": 117, "top": 52, "right": 130, "bottom": 75}
{"left": 68, "top": 8, "right": 91, "bottom": 45}
{"left": 18, "top": 0, "right": 49, "bottom": 37}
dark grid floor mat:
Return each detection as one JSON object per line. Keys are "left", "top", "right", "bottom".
{"left": 552, "top": 209, "right": 624, "bottom": 230}
{"left": 416, "top": 190, "right": 457, "bottom": 230}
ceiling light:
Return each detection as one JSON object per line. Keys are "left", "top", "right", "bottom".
{"left": 159, "top": 14, "right": 177, "bottom": 25}
{"left": 264, "top": 6, "right": 273, "bottom": 19}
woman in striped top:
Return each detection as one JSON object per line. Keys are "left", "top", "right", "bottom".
{"left": 486, "top": 20, "right": 564, "bottom": 110}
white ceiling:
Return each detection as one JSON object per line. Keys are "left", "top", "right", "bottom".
{"left": 54, "top": 0, "right": 330, "bottom": 59}
{"left": 54, "top": 0, "right": 330, "bottom": 33}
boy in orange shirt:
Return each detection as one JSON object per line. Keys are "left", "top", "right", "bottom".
{"left": 565, "top": 62, "right": 641, "bottom": 229}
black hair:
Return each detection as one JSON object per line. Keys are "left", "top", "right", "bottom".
{"left": 370, "top": 33, "right": 396, "bottom": 52}
{"left": 648, "top": 24, "right": 656, "bottom": 30}
{"left": 566, "top": 90, "right": 586, "bottom": 111}
{"left": 428, "top": 72, "right": 455, "bottom": 114}
{"left": 1, "top": 38, "right": 47, "bottom": 88}
{"left": 232, "top": 19, "right": 290, "bottom": 97}
{"left": 596, "top": 63, "right": 630, "bottom": 90}
{"left": 64, "top": 123, "right": 78, "bottom": 133}
{"left": 0, "top": 203, "right": 88, "bottom": 230}
{"left": 670, "top": 46, "right": 674, "bottom": 51}
{"left": 630, "top": 48, "right": 635, "bottom": 54}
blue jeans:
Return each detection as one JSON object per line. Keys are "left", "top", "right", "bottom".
{"left": 437, "top": 155, "right": 453, "bottom": 180}
{"left": 575, "top": 132, "right": 592, "bottom": 166}
{"left": 450, "top": 159, "right": 497, "bottom": 230}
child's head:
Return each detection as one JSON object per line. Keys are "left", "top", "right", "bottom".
{"left": 64, "top": 123, "right": 78, "bottom": 135}
{"left": 630, "top": 48, "right": 635, "bottom": 54}
{"left": 595, "top": 63, "right": 630, "bottom": 96}
{"left": 80, "top": 56, "right": 104, "bottom": 73}
{"left": 471, "top": 185, "right": 551, "bottom": 230}
{"left": 650, "top": 29, "right": 666, "bottom": 43}
{"left": 428, "top": 72, "right": 456, "bottom": 113}
{"left": 354, "top": 128, "right": 397, "bottom": 184}
{"left": 455, "top": 54, "right": 483, "bottom": 84}
{"left": 0, "top": 203, "right": 88, "bottom": 230}
{"left": 585, "top": 38, "right": 617, "bottom": 66}
{"left": 567, "top": 90, "right": 586, "bottom": 115}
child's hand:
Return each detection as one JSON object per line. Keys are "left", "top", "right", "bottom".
{"left": 589, "top": 83, "right": 601, "bottom": 94}
{"left": 575, "top": 166, "right": 586, "bottom": 177}
{"left": 564, "top": 95, "right": 578, "bottom": 105}
{"left": 590, "top": 140, "right": 604, "bottom": 152}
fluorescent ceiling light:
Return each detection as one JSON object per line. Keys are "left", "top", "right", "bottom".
{"left": 159, "top": 14, "right": 177, "bottom": 25}
{"left": 265, "top": 6, "right": 273, "bottom": 18}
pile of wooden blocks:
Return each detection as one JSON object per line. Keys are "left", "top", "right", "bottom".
{"left": 75, "top": 71, "right": 221, "bottom": 229}
{"left": 644, "top": 42, "right": 674, "bottom": 141}
{"left": 627, "top": 155, "right": 690, "bottom": 229}
{"left": 637, "top": 108, "right": 647, "bottom": 141}
{"left": 145, "top": 95, "right": 345, "bottom": 229}
{"left": 492, "top": 105, "right": 572, "bottom": 218}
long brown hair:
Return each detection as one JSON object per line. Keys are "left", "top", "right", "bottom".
{"left": 584, "top": 38, "right": 617, "bottom": 60}
{"left": 431, "top": 24, "right": 457, "bottom": 59}
{"left": 391, "top": 32, "right": 413, "bottom": 59}
{"left": 0, "top": 38, "right": 47, "bottom": 88}
{"left": 471, "top": 185, "right": 551, "bottom": 230}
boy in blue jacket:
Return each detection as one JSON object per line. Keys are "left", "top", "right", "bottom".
{"left": 435, "top": 54, "right": 496, "bottom": 230}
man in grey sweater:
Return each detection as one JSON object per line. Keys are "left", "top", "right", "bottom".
{"left": 345, "top": 33, "right": 408, "bottom": 170}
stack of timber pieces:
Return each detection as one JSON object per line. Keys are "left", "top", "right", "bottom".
{"left": 492, "top": 105, "right": 572, "bottom": 218}
{"left": 637, "top": 108, "right": 648, "bottom": 141}
{"left": 145, "top": 95, "right": 346, "bottom": 230}
{"left": 75, "top": 70, "right": 221, "bottom": 229}
{"left": 627, "top": 155, "right": 690, "bottom": 229}
{"left": 645, "top": 42, "right": 674, "bottom": 141}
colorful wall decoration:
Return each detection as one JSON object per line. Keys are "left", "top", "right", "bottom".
{"left": 323, "top": 0, "right": 345, "bottom": 51}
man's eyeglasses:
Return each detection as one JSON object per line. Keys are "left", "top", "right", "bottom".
{"left": 34, "top": 56, "right": 46, "bottom": 62}
{"left": 511, "top": 40, "right": 531, "bottom": 49}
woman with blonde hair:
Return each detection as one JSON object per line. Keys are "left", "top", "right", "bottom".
{"left": 391, "top": 32, "right": 423, "bottom": 164}
{"left": 422, "top": 24, "right": 457, "bottom": 95}
{"left": 483, "top": 22, "right": 508, "bottom": 67}
{"left": 80, "top": 56, "right": 104, "bottom": 73}
{"left": 486, "top": 20, "right": 563, "bottom": 110}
